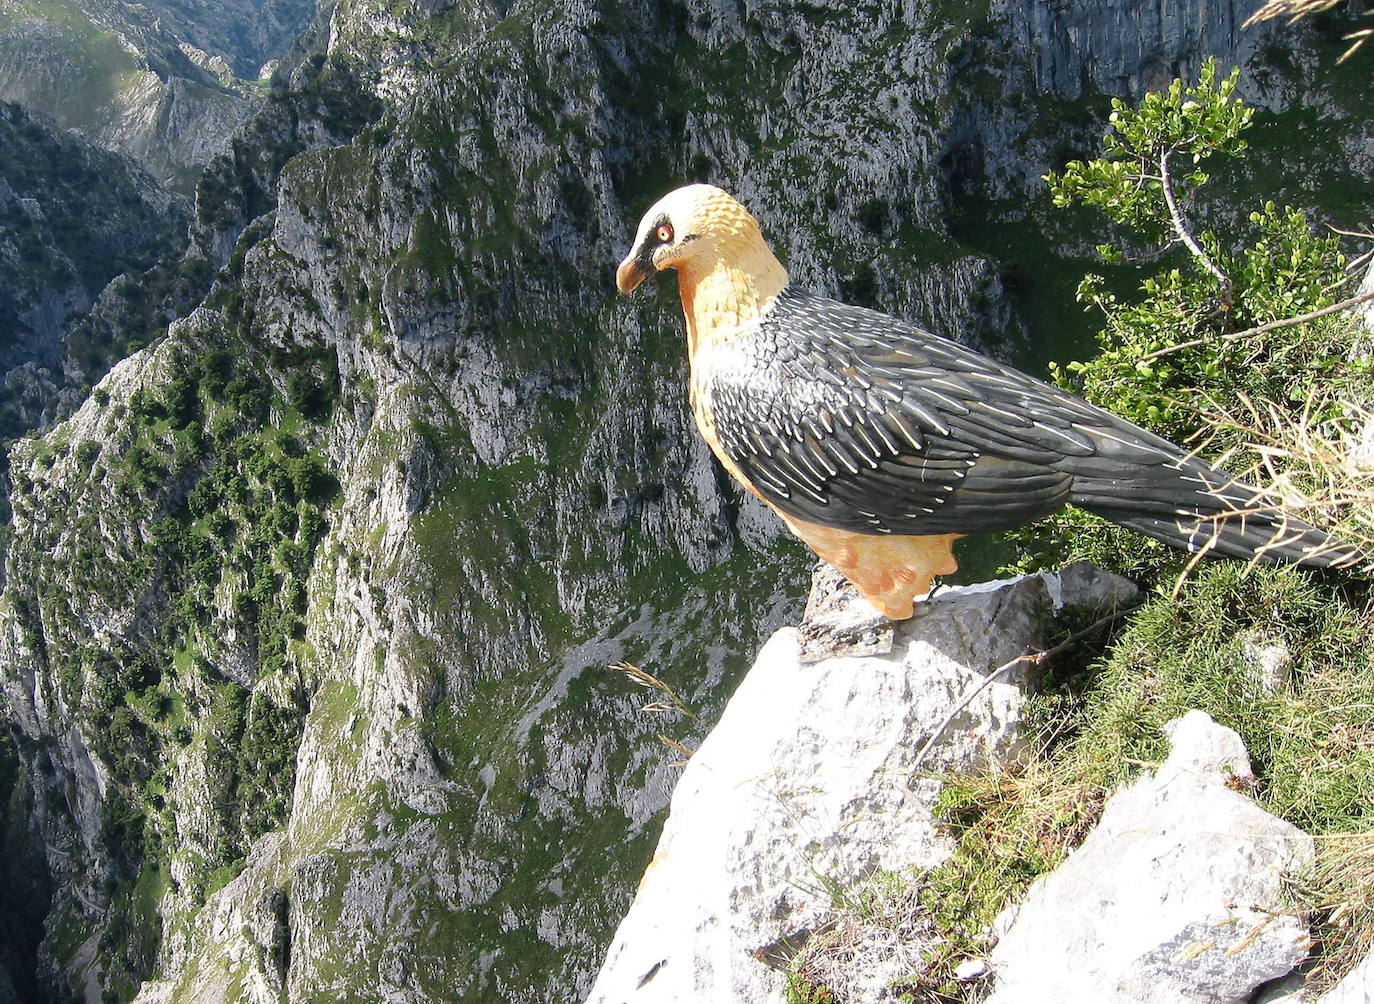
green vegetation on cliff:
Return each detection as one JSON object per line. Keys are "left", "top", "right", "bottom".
{"left": 790, "top": 59, "right": 1373, "bottom": 1001}
{"left": 9, "top": 298, "right": 341, "bottom": 993}
{"left": 5, "top": 1, "right": 1374, "bottom": 1001}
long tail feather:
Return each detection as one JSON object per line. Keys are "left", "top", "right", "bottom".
{"left": 1071, "top": 455, "right": 1365, "bottom": 569}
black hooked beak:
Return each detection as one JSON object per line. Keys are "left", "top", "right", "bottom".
{"left": 615, "top": 242, "right": 654, "bottom": 296}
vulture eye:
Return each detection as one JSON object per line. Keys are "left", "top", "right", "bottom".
{"left": 656, "top": 224, "right": 674, "bottom": 243}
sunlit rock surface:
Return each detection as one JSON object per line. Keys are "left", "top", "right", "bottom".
{"left": 0, "top": 0, "right": 1368, "bottom": 998}
{"left": 588, "top": 563, "right": 1136, "bottom": 1003}
{"left": 987, "top": 711, "right": 1313, "bottom": 1004}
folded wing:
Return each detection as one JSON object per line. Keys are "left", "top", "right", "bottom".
{"left": 707, "top": 289, "right": 1363, "bottom": 569}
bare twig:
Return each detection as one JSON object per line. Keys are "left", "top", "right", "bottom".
{"left": 1137, "top": 288, "right": 1374, "bottom": 363}
{"left": 1160, "top": 149, "right": 1233, "bottom": 308}
{"left": 911, "top": 606, "right": 1136, "bottom": 771}
{"left": 1326, "top": 224, "right": 1374, "bottom": 241}
{"left": 1345, "top": 250, "right": 1373, "bottom": 278}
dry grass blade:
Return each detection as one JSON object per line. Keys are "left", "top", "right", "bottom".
{"left": 608, "top": 660, "right": 698, "bottom": 720}
{"left": 656, "top": 734, "right": 695, "bottom": 767}
{"left": 609, "top": 662, "right": 700, "bottom": 767}
{"left": 1246, "top": 0, "right": 1344, "bottom": 26}
{"left": 1184, "top": 392, "right": 1374, "bottom": 569}
{"left": 1299, "top": 831, "right": 1374, "bottom": 991}
{"left": 788, "top": 876, "right": 950, "bottom": 1003}
{"left": 608, "top": 659, "right": 665, "bottom": 690}
{"left": 639, "top": 701, "right": 684, "bottom": 715}
{"left": 1243, "top": 0, "right": 1373, "bottom": 60}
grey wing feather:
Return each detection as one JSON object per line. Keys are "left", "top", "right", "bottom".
{"left": 709, "top": 290, "right": 1079, "bottom": 535}
{"left": 706, "top": 289, "right": 1364, "bottom": 570}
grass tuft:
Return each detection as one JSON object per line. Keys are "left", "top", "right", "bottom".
{"left": 787, "top": 564, "right": 1373, "bottom": 998}
{"left": 1299, "top": 831, "right": 1374, "bottom": 991}
{"left": 787, "top": 873, "right": 946, "bottom": 1004}
{"left": 1185, "top": 394, "right": 1374, "bottom": 572}
{"left": 608, "top": 660, "right": 698, "bottom": 721}
{"left": 609, "top": 661, "right": 699, "bottom": 764}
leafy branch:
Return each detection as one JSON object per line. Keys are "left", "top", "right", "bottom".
{"left": 1137, "top": 286, "right": 1374, "bottom": 363}
{"left": 1047, "top": 59, "right": 1252, "bottom": 312}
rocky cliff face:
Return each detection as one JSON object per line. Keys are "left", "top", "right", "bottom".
{"left": 0, "top": 103, "right": 184, "bottom": 382}
{"left": 589, "top": 563, "right": 1142, "bottom": 1002}
{"left": 0, "top": 0, "right": 318, "bottom": 187}
{"left": 0, "top": 0, "right": 1369, "bottom": 1000}
{"left": 111, "top": 0, "right": 321, "bottom": 81}
{"left": 588, "top": 567, "right": 1321, "bottom": 1003}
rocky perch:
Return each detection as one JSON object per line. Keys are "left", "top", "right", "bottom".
{"left": 588, "top": 563, "right": 1359, "bottom": 1003}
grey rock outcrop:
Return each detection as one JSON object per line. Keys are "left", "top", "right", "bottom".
{"left": 1315, "top": 951, "right": 1374, "bottom": 1003}
{"left": 993, "top": 0, "right": 1270, "bottom": 101}
{"left": 1348, "top": 414, "right": 1374, "bottom": 476}
{"left": 1256, "top": 971, "right": 1310, "bottom": 1003}
{"left": 987, "top": 710, "right": 1313, "bottom": 1004}
{"left": 1262, "top": 950, "right": 1374, "bottom": 1004}
{"left": 588, "top": 563, "right": 1137, "bottom": 1003}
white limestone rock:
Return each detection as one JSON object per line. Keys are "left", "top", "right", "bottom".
{"left": 1162, "top": 708, "right": 1255, "bottom": 781}
{"left": 987, "top": 711, "right": 1313, "bottom": 1004}
{"left": 587, "top": 563, "right": 1136, "bottom": 1004}
{"left": 1350, "top": 414, "right": 1374, "bottom": 476}
{"left": 1241, "top": 631, "right": 1295, "bottom": 695}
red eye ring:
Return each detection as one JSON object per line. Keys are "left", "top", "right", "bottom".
{"left": 656, "top": 224, "right": 674, "bottom": 243}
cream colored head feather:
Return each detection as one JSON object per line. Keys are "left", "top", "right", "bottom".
{"left": 616, "top": 185, "right": 787, "bottom": 297}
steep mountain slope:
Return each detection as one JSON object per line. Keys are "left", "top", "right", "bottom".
{"left": 0, "top": 52, "right": 382, "bottom": 484}
{"left": 0, "top": 102, "right": 183, "bottom": 381}
{"left": 1, "top": 0, "right": 1369, "bottom": 1001}
{"left": 3, "top": 25, "right": 804, "bottom": 998}
{"left": 0, "top": 0, "right": 318, "bottom": 186}
{"left": 109, "top": 0, "right": 321, "bottom": 80}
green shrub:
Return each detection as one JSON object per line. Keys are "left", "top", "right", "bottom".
{"left": 919, "top": 60, "right": 1374, "bottom": 997}
{"left": 1021, "top": 56, "right": 1371, "bottom": 579}
{"left": 128, "top": 388, "right": 165, "bottom": 424}
{"left": 75, "top": 440, "right": 101, "bottom": 468}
